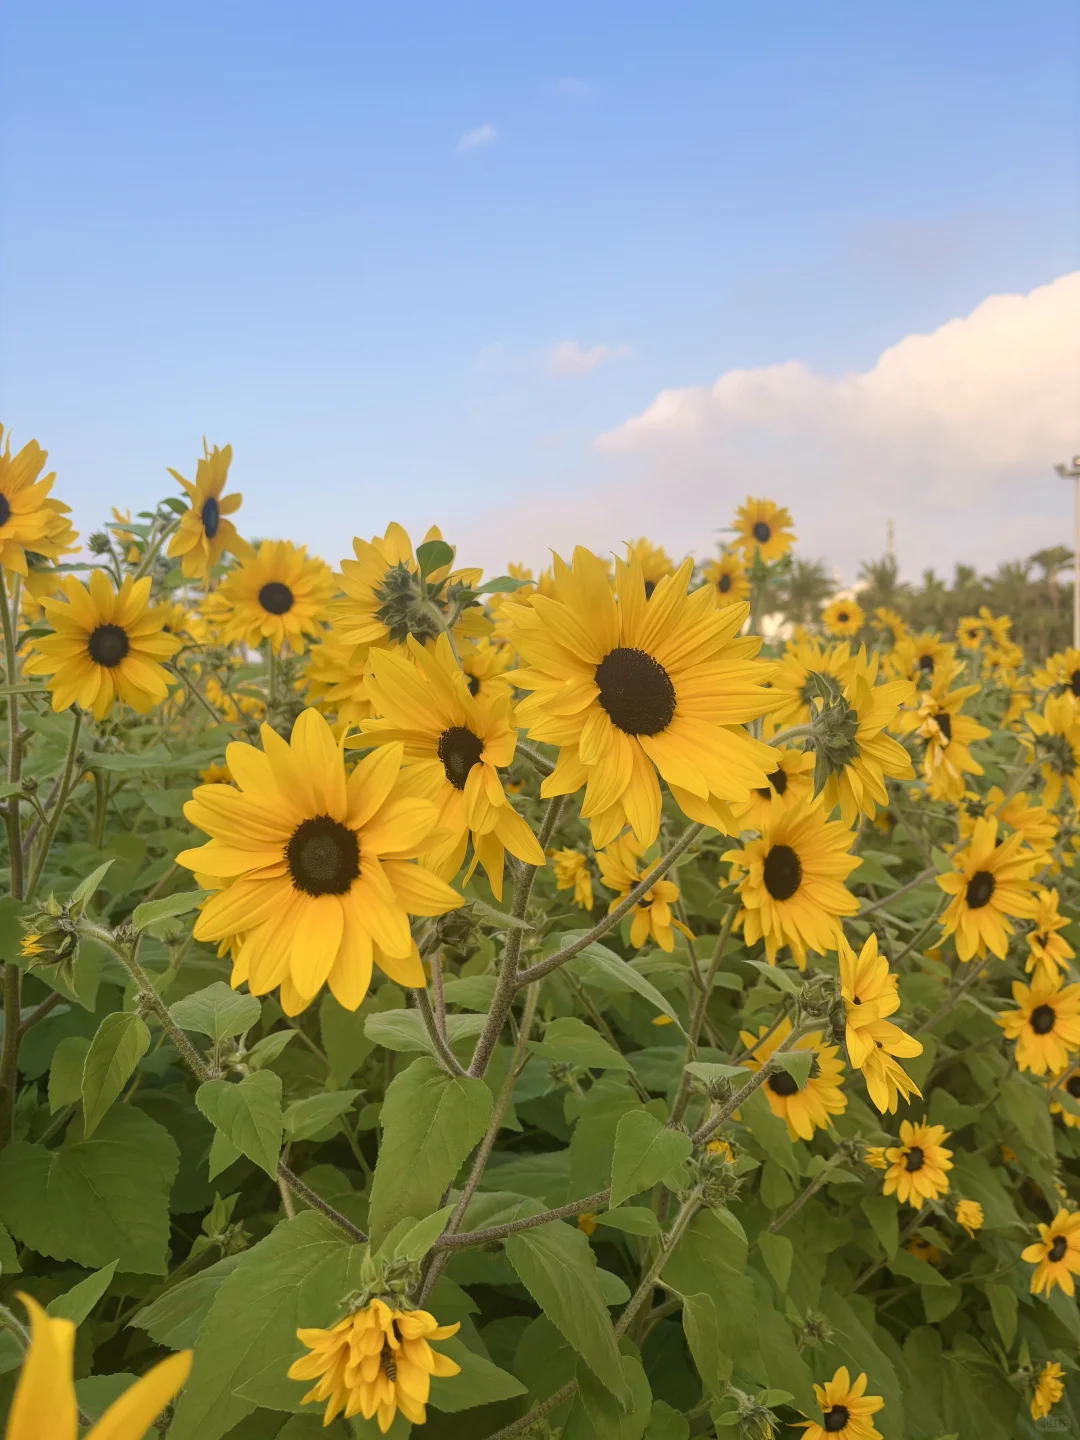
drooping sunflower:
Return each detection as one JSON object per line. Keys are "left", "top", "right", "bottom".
{"left": 24, "top": 571, "right": 181, "bottom": 718}
{"left": 796, "top": 1366, "right": 884, "bottom": 1440}
{"left": 937, "top": 816, "right": 1039, "bottom": 961}
{"left": 731, "top": 741, "right": 816, "bottom": 831}
{"left": 597, "top": 830, "right": 689, "bottom": 952}
{"left": 0, "top": 426, "right": 71, "bottom": 576}
{"left": 7, "top": 1292, "right": 191, "bottom": 1440}
{"left": 624, "top": 537, "right": 675, "bottom": 597}
{"left": 724, "top": 802, "right": 861, "bottom": 968}
{"left": 1022, "top": 1208, "right": 1080, "bottom": 1298}
{"left": 1023, "top": 693, "right": 1080, "bottom": 810}
{"left": 738, "top": 1016, "right": 847, "bottom": 1140}
{"left": 177, "top": 707, "right": 462, "bottom": 1015}
{"left": 822, "top": 597, "right": 865, "bottom": 638}
{"left": 899, "top": 682, "right": 989, "bottom": 802}
{"left": 701, "top": 551, "right": 750, "bottom": 606}
{"left": 881, "top": 1118, "right": 953, "bottom": 1208}
{"left": 1031, "top": 1361, "right": 1065, "bottom": 1422}
{"left": 733, "top": 496, "right": 795, "bottom": 563}
{"left": 506, "top": 548, "right": 779, "bottom": 848}
{"left": 1025, "top": 887, "right": 1075, "bottom": 982}
{"left": 837, "top": 933, "right": 922, "bottom": 1114}
{"left": 289, "top": 1298, "right": 460, "bottom": 1431}
{"left": 955, "top": 1199, "right": 984, "bottom": 1237}
{"left": 550, "top": 847, "right": 594, "bottom": 909}
{"left": 213, "top": 540, "right": 335, "bottom": 654}
{"left": 996, "top": 974, "right": 1080, "bottom": 1075}
{"left": 355, "top": 634, "right": 544, "bottom": 899}
{"left": 166, "top": 440, "right": 253, "bottom": 583}
{"left": 816, "top": 652, "right": 915, "bottom": 827}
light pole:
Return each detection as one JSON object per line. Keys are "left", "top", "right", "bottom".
{"left": 1055, "top": 455, "right": 1080, "bottom": 650}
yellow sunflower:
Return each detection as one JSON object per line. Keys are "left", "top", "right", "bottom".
{"left": 731, "top": 742, "right": 816, "bottom": 831}
{"left": 24, "top": 572, "right": 181, "bottom": 719}
{"left": 873, "top": 607, "right": 907, "bottom": 643}
{"left": 978, "top": 605, "right": 1012, "bottom": 647}
{"left": 1023, "top": 693, "right": 1080, "bottom": 810}
{"left": 1025, "top": 888, "right": 1075, "bottom": 983}
{"left": 817, "top": 652, "right": 915, "bottom": 827}
{"left": 550, "top": 848, "right": 594, "bottom": 909}
{"left": 301, "top": 635, "right": 374, "bottom": 727}
{"left": 899, "top": 683, "right": 989, "bottom": 802}
{"left": 996, "top": 974, "right": 1080, "bottom": 1075}
{"left": 956, "top": 615, "right": 984, "bottom": 650}
{"left": 177, "top": 707, "right": 461, "bottom": 1015}
{"left": 796, "top": 1366, "right": 884, "bottom": 1440}
{"left": 961, "top": 785, "right": 1059, "bottom": 858}
{"left": 1022, "top": 1208, "right": 1080, "bottom": 1298}
{"left": 889, "top": 631, "right": 959, "bottom": 688}
{"left": 457, "top": 635, "right": 512, "bottom": 702}
{"left": 1034, "top": 647, "right": 1080, "bottom": 700}
{"left": 701, "top": 551, "right": 750, "bottom": 606}
{"left": 597, "top": 830, "right": 689, "bottom": 952}
{"left": 838, "top": 933, "right": 923, "bottom": 1113}
{"left": 289, "top": 1298, "right": 460, "bottom": 1431}
{"left": 1031, "top": 1361, "right": 1065, "bottom": 1422}
{"left": 214, "top": 540, "right": 334, "bottom": 654}
{"left": 624, "top": 537, "right": 675, "bottom": 597}
{"left": 506, "top": 547, "right": 779, "bottom": 848}
{"left": 937, "top": 817, "right": 1039, "bottom": 961}
{"left": 881, "top": 1118, "right": 952, "bottom": 1208}
{"left": 355, "top": 634, "right": 544, "bottom": 899}
{"left": 767, "top": 637, "right": 855, "bottom": 727}
{"left": 724, "top": 802, "right": 861, "bottom": 968}
{"left": 0, "top": 426, "right": 72, "bottom": 576}
{"left": 733, "top": 496, "right": 795, "bottom": 563}
{"left": 955, "top": 1199, "right": 984, "bottom": 1237}
{"left": 166, "top": 440, "right": 253, "bottom": 582}
{"left": 822, "top": 597, "right": 865, "bottom": 637}
{"left": 738, "top": 1017, "right": 847, "bottom": 1140}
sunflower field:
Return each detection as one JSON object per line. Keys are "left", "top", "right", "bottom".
{"left": 1, "top": 429, "right": 1079, "bottom": 1440}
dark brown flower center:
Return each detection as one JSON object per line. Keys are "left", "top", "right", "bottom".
{"left": 904, "top": 1146, "right": 925, "bottom": 1172}
{"left": 763, "top": 843, "right": 802, "bottom": 901}
{"left": 933, "top": 711, "right": 952, "bottom": 743}
{"left": 1067, "top": 1074, "right": 1080, "bottom": 1098}
{"left": 965, "top": 870, "right": 995, "bottom": 909}
{"left": 643, "top": 579, "right": 657, "bottom": 599}
{"left": 1050, "top": 1235, "right": 1067, "bottom": 1262}
{"left": 836, "top": 611, "right": 849, "bottom": 624}
{"left": 595, "top": 647, "right": 676, "bottom": 736}
{"left": 258, "top": 581, "right": 294, "bottom": 615}
{"left": 438, "top": 726, "right": 484, "bottom": 789}
{"left": 285, "top": 814, "right": 360, "bottom": 896}
{"left": 201, "top": 495, "right": 220, "bottom": 539}
{"left": 88, "top": 624, "right": 130, "bottom": 668}
{"left": 823, "top": 1407, "right": 850, "bottom": 1434}
{"left": 1071, "top": 669, "right": 1080, "bottom": 697}
{"left": 918, "top": 653, "right": 935, "bottom": 672}
{"left": 467, "top": 673, "right": 481, "bottom": 696}
{"left": 752, "top": 521, "right": 771, "bottom": 544}
{"left": 0, "top": 495, "right": 10, "bottom": 528}
{"left": 717, "top": 573, "right": 731, "bottom": 593}
{"left": 767, "top": 1069, "right": 800, "bottom": 1097}
{"left": 1030, "top": 1004, "right": 1056, "bottom": 1035}
{"left": 756, "top": 767, "right": 789, "bottom": 800}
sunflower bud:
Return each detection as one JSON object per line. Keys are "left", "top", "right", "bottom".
{"left": 715, "top": 1386, "right": 778, "bottom": 1440}
{"left": 87, "top": 531, "right": 113, "bottom": 555}
{"left": 19, "top": 902, "right": 80, "bottom": 986}
{"left": 796, "top": 974, "right": 840, "bottom": 1022}
{"left": 695, "top": 1144, "right": 742, "bottom": 1208}
{"left": 797, "top": 1311, "right": 834, "bottom": 1349}
{"left": 806, "top": 687, "right": 861, "bottom": 796}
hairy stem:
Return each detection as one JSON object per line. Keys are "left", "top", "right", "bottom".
{"left": 436, "top": 1190, "right": 611, "bottom": 1251}
{"left": 480, "top": 1380, "right": 578, "bottom": 1440}
{"left": 411, "top": 987, "right": 466, "bottom": 1076}
{"left": 25, "top": 708, "right": 83, "bottom": 900}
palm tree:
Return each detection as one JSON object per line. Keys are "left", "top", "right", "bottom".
{"left": 1030, "top": 546, "right": 1073, "bottom": 613}
{"left": 857, "top": 555, "right": 908, "bottom": 613}
{"left": 777, "top": 558, "right": 832, "bottom": 626}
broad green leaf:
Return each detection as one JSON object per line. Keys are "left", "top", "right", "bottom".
{"left": 757, "top": 1230, "right": 793, "bottom": 1292}
{"left": 861, "top": 1194, "right": 899, "bottom": 1258}
{"left": 132, "top": 888, "right": 209, "bottom": 931}
{"left": 0, "top": 1107, "right": 178, "bottom": 1274}
{"left": 363, "top": 1008, "right": 485, "bottom": 1054}
{"left": 47, "top": 1261, "right": 118, "bottom": 1324}
{"left": 132, "top": 1254, "right": 244, "bottom": 1348}
{"left": 282, "top": 1090, "right": 360, "bottom": 1142}
{"left": 81, "top": 1011, "right": 150, "bottom": 1136}
{"left": 378, "top": 1205, "right": 455, "bottom": 1262}
{"left": 565, "top": 1352, "right": 652, "bottom": 1440}
{"left": 0, "top": 1221, "right": 21, "bottom": 1275}
{"left": 49, "top": 1035, "right": 89, "bottom": 1113}
{"left": 528, "top": 1016, "right": 633, "bottom": 1072}
{"left": 888, "top": 1247, "right": 951, "bottom": 1288}
{"left": 69, "top": 860, "right": 115, "bottom": 908}
{"left": 505, "top": 1221, "right": 629, "bottom": 1404}
{"left": 594, "top": 1207, "right": 661, "bottom": 1237}
{"left": 319, "top": 992, "right": 374, "bottom": 1083}
{"left": 983, "top": 1283, "right": 1017, "bottom": 1348}
{"left": 472, "top": 575, "right": 528, "bottom": 595}
{"left": 645, "top": 1401, "right": 691, "bottom": 1440}
{"left": 196, "top": 1071, "right": 283, "bottom": 1178}
{"left": 427, "top": 1336, "right": 528, "bottom": 1412}
{"left": 684, "top": 1061, "right": 752, "bottom": 1086}
{"left": 565, "top": 937, "right": 687, "bottom": 1033}
{"left": 771, "top": 1050, "right": 813, "bottom": 1086}
{"left": 171, "top": 982, "right": 262, "bottom": 1043}
{"left": 416, "top": 538, "right": 455, "bottom": 575}
{"left": 208, "top": 1130, "right": 242, "bottom": 1180}
{"left": 247, "top": 1031, "right": 296, "bottom": 1069}
{"left": 169, "top": 1212, "right": 366, "bottom": 1440}
{"left": 680, "top": 1292, "right": 732, "bottom": 1397}
{"left": 745, "top": 959, "right": 801, "bottom": 995}
{"left": 367, "top": 1057, "right": 492, "bottom": 1247}
{"left": 609, "top": 1110, "right": 693, "bottom": 1207}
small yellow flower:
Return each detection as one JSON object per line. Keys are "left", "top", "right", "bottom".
{"left": 864, "top": 1146, "right": 888, "bottom": 1170}
{"left": 198, "top": 762, "right": 233, "bottom": 786}
{"left": 1022, "top": 1208, "right": 1080, "bottom": 1298}
{"left": 577, "top": 1212, "right": 598, "bottom": 1236}
{"left": 822, "top": 597, "right": 865, "bottom": 637}
{"left": 955, "top": 1199, "right": 984, "bottom": 1237}
{"left": 707, "top": 1138, "right": 734, "bottom": 1162}
{"left": 797, "top": 1365, "right": 884, "bottom": 1440}
{"left": 882, "top": 1119, "right": 952, "bottom": 1208}
{"left": 597, "top": 832, "right": 690, "bottom": 953}
{"left": 550, "top": 847, "right": 594, "bottom": 910}
{"left": 1031, "top": 1361, "right": 1065, "bottom": 1421}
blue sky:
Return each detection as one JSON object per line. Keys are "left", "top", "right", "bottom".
{"left": 1, "top": 1, "right": 1076, "bottom": 579}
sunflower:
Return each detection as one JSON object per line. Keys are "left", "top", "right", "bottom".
{"left": 597, "top": 830, "right": 689, "bottom": 952}
{"left": 738, "top": 1017, "right": 847, "bottom": 1140}
{"left": 550, "top": 847, "right": 594, "bottom": 909}
{"left": 214, "top": 540, "right": 334, "bottom": 655}
{"left": 767, "top": 637, "right": 855, "bottom": 727}
{"left": 795, "top": 1366, "right": 884, "bottom": 1440}
{"left": 996, "top": 974, "right": 1080, "bottom": 1075}
{"left": 978, "top": 606, "right": 1012, "bottom": 647}
{"left": 1049, "top": 1062, "right": 1080, "bottom": 1128}
{"left": 816, "top": 653, "right": 915, "bottom": 827}
{"left": 289, "top": 1298, "right": 460, "bottom": 1432}
{"left": 177, "top": 707, "right": 461, "bottom": 1015}
{"left": 24, "top": 572, "right": 181, "bottom": 719}
{"left": 962, "top": 785, "right": 1059, "bottom": 858}
{"left": 624, "top": 537, "right": 676, "bottom": 597}
{"left": 837, "top": 933, "right": 923, "bottom": 1113}
{"left": 724, "top": 802, "right": 861, "bottom": 968}
{"left": 506, "top": 548, "right": 779, "bottom": 848}
{"left": 702, "top": 551, "right": 749, "bottom": 606}
{"left": 7, "top": 1292, "right": 191, "bottom": 1440}
{"left": 0, "top": 426, "right": 77, "bottom": 577}
{"left": 872, "top": 607, "right": 906, "bottom": 643}
{"left": 899, "top": 683, "right": 989, "bottom": 802}
{"left": 166, "top": 440, "right": 253, "bottom": 583}
{"left": 956, "top": 615, "right": 984, "bottom": 650}
{"left": 1031, "top": 1361, "right": 1065, "bottom": 1422}
{"left": 937, "top": 817, "right": 1039, "bottom": 961}
{"left": 889, "top": 631, "right": 959, "bottom": 688}
{"left": 733, "top": 496, "right": 795, "bottom": 563}
{"left": 955, "top": 1199, "right": 984, "bottom": 1237}
{"left": 822, "top": 597, "right": 865, "bottom": 638}
{"left": 1034, "top": 647, "right": 1080, "bottom": 700}
{"left": 302, "top": 635, "right": 374, "bottom": 728}
{"left": 1023, "top": 693, "right": 1080, "bottom": 810}
{"left": 1022, "top": 1208, "right": 1080, "bottom": 1297}
{"left": 881, "top": 1119, "right": 953, "bottom": 1208}
{"left": 355, "top": 634, "right": 544, "bottom": 899}
{"left": 1025, "top": 888, "right": 1075, "bottom": 982}
{"left": 731, "top": 742, "right": 816, "bottom": 830}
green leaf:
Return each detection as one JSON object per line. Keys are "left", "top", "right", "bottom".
{"left": 69, "top": 859, "right": 115, "bottom": 908}
{"left": 757, "top": 1230, "right": 793, "bottom": 1291}
{"left": 984, "top": 1282, "right": 1018, "bottom": 1348}
{"left": 684, "top": 1061, "right": 752, "bottom": 1086}
{"left": 427, "top": 1336, "right": 528, "bottom": 1412}
{"left": 565, "top": 937, "right": 687, "bottom": 1033}
{"left": 363, "top": 1008, "right": 485, "bottom": 1054}
{"left": 81, "top": 1011, "right": 150, "bottom": 1136}
{"left": 282, "top": 1090, "right": 361, "bottom": 1142}
{"left": 565, "top": 1352, "right": 652, "bottom": 1440}
{"left": 609, "top": 1110, "right": 692, "bottom": 1207}
{"left": 0, "top": 1221, "right": 21, "bottom": 1275}
{"left": 645, "top": 1401, "right": 691, "bottom": 1440}
{"left": 0, "top": 1107, "right": 178, "bottom": 1274}
{"left": 888, "top": 1248, "right": 951, "bottom": 1288}
{"left": 171, "top": 982, "right": 262, "bottom": 1043}
{"left": 861, "top": 1194, "right": 899, "bottom": 1258}
{"left": 377, "top": 1205, "right": 455, "bottom": 1262}
{"left": 196, "top": 1070, "right": 283, "bottom": 1178}
{"left": 680, "top": 1292, "right": 732, "bottom": 1397}
{"left": 169, "top": 1212, "right": 366, "bottom": 1440}
{"left": 47, "top": 1260, "right": 118, "bottom": 1324}
{"left": 505, "top": 1221, "right": 629, "bottom": 1404}
{"left": 528, "top": 1016, "right": 633, "bottom": 1072}
{"left": 132, "top": 889, "right": 209, "bottom": 931}
{"left": 247, "top": 1031, "right": 296, "bottom": 1069}
{"left": 771, "top": 1050, "right": 813, "bottom": 1086}
{"left": 416, "top": 539, "right": 455, "bottom": 576}
{"left": 49, "top": 1035, "right": 89, "bottom": 1113}
{"left": 132, "top": 1254, "right": 244, "bottom": 1348}
{"left": 594, "top": 1207, "right": 661, "bottom": 1237}
{"left": 367, "top": 1057, "right": 492, "bottom": 1247}
{"left": 319, "top": 993, "right": 374, "bottom": 1083}
{"left": 472, "top": 575, "right": 528, "bottom": 595}
{"left": 745, "top": 959, "right": 801, "bottom": 995}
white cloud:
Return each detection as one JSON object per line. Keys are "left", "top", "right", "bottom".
{"left": 546, "top": 339, "right": 631, "bottom": 377}
{"left": 456, "top": 123, "right": 498, "bottom": 154}
{"left": 459, "top": 273, "right": 1080, "bottom": 579}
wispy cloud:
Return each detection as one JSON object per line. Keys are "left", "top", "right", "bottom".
{"left": 546, "top": 339, "right": 631, "bottom": 377}
{"left": 456, "top": 123, "right": 498, "bottom": 154}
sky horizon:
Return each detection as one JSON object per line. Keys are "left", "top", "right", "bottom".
{"left": 2, "top": 1, "right": 1076, "bottom": 586}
